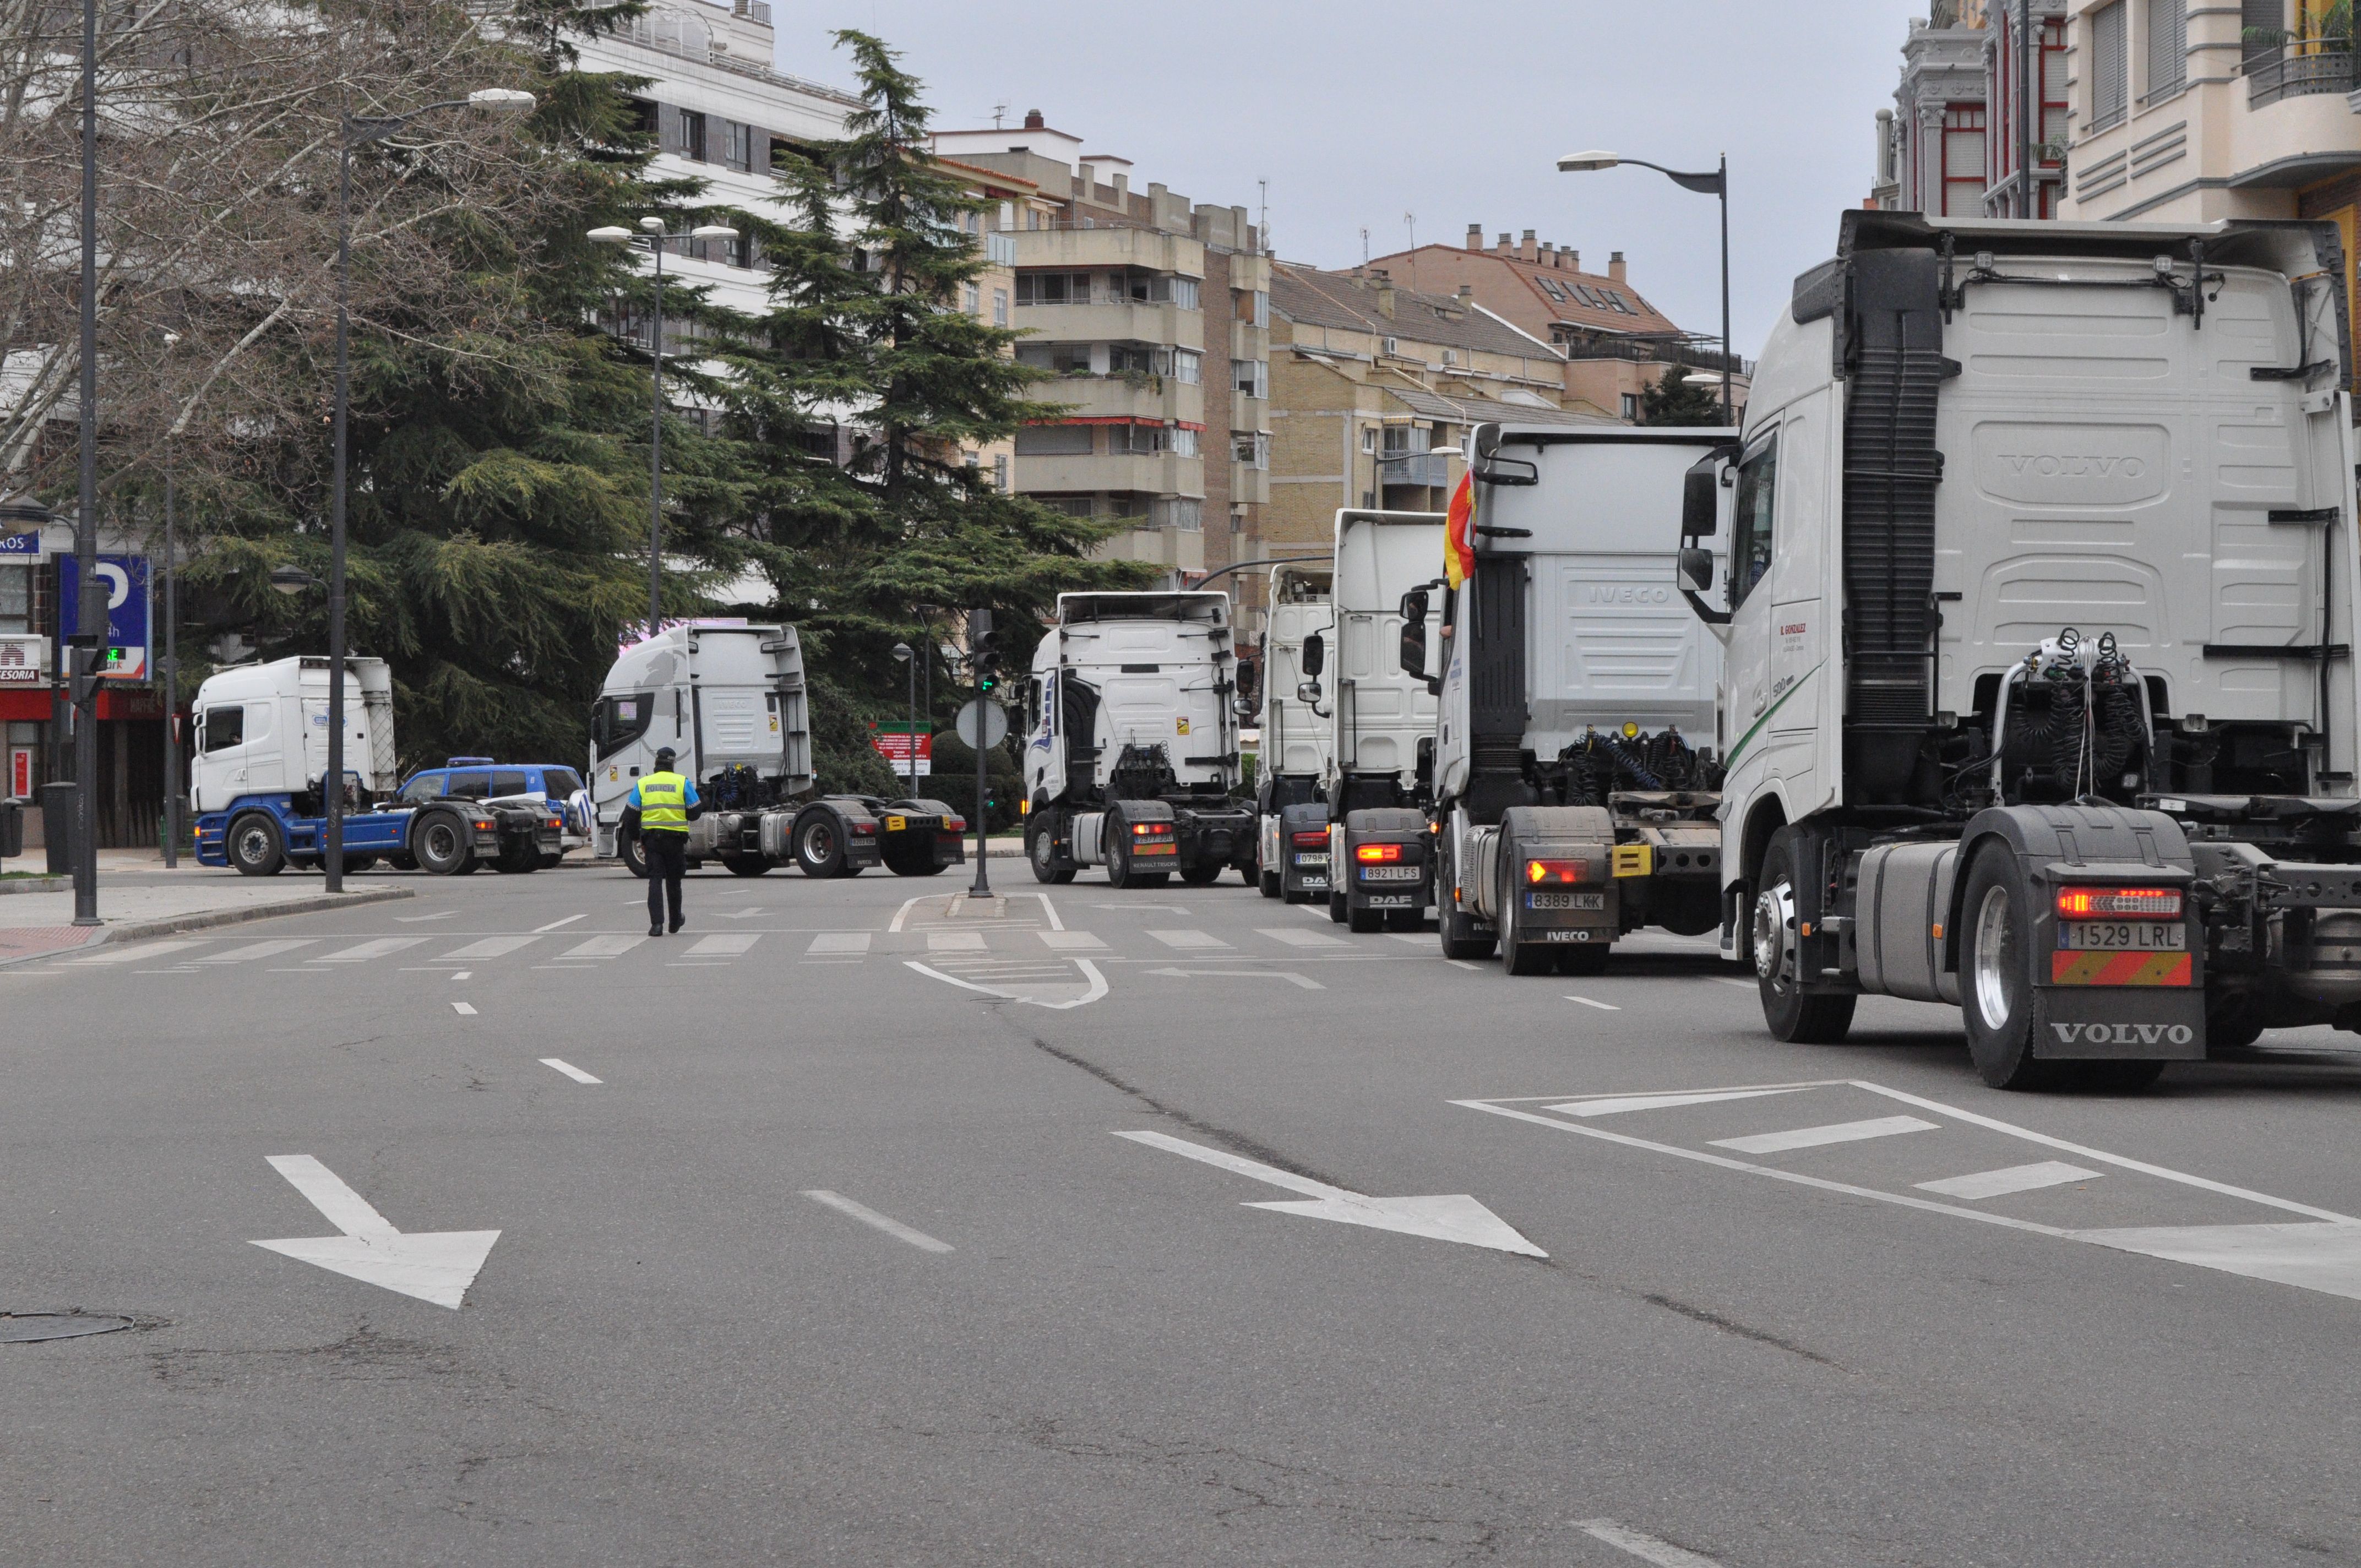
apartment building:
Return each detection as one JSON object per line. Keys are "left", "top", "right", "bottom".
{"left": 930, "top": 111, "right": 1272, "bottom": 589}
{"left": 1365, "top": 227, "right": 1745, "bottom": 422}
{"left": 1865, "top": 2, "right": 2068, "bottom": 219}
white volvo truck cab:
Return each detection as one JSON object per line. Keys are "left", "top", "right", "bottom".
{"left": 1318, "top": 509, "right": 1444, "bottom": 933}
{"left": 1699, "top": 211, "right": 2361, "bottom": 1088}
{"left": 1254, "top": 559, "right": 1335, "bottom": 903}
{"left": 1022, "top": 591, "right": 1256, "bottom": 887}
{"left": 1419, "top": 425, "right": 1734, "bottom": 974}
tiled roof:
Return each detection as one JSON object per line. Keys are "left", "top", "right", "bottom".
{"left": 1368, "top": 245, "right": 1683, "bottom": 337}
{"left": 1384, "top": 383, "right": 1612, "bottom": 429}
{"left": 1271, "top": 264, "right": 1563, "bottom": 363}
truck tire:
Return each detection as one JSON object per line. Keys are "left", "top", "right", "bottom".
{"left": 619, "top": 832, "right": 649, "bottom": 879}
{"left": 413, "top": 812, "right": 474, "bottom": 878}
{"left": 1498, "top": 878, "right": 1553, "bottom": 974}
{"left": 1027, "top": 814, "right": 1075, "bottom": 885}
{"left": 494, "top": 842, "right": 539, "bottom": 874}
{"left": 1259, "top": 868, "right": 1281, "bottom": 899}
{"left": 722, "top": 856, "right": 770, "bottom": 877}
{"left": 1179, "top": 862, "right": 1223, "bottom": 886}
{"left": 341, "top": 854, "right": 379, "bottom": 874}
{"left": 1959, "top": 845, "right": 2061, "bottom": 1090}
{"left": 795, "top": 813, "right": 851, "bottom": 878}
{"left": 1105, "top": 834, "right": 1167, "bottom": 889}
{"left": 1237, "top": 864, "right": 1257, "bottom": 887}
{"left": 1753, "top": 837, "right": 1856, "bottom": 1044}
{"left": 1328, "top": 889, "right": 1347, "bottom": 923}
{"left": 227, "top": 814, "right": 286, "bottom": 877}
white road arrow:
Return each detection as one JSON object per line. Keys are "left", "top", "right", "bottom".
{"left": 250, "top": 1155, "right": 500, "bottom": 1309}
{"left": 1114, "top": 1130, "right": 1545, "bottom": 1256}
{"left": 1145, "top": 966, "right": 1324, "bottom": 990}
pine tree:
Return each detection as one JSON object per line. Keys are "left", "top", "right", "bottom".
{"left": 1639, "top": 364, "right": 1728, "bottom": 428}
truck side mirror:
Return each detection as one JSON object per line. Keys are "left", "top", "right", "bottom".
{"left": 1234, "top": 661, "right": 1259, "bottom": 703}
{"left": 1678, "top": 547, "right": 1716, "bottom": 592}
{"left": 1682, "top": 459, "right": 1721, "bottom": 540}
{"left": 1297, "top": 680, "right": 1323, "bottom": 705}
{"left": 1301, "top": 631, "right": 1325, "bottom": 678}
{"left": 1398, "top": 586, "right": 1430, "bottom": 682}
{"left": 1415, "top": 736, "right": 1434, "bottom": 788}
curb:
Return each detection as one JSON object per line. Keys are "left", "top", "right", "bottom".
{"left": 0, "top": 876, "right": 68, "bottom": 896}
{"left": 91, "top": 884, "right": 415, "bottom": 945}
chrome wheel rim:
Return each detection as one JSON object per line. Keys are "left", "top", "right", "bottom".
{"left": 1752, "top": 878, "right": 1792, "bottom": 984}
{"left": 236, "top": 827, "right": 268, "bottom": 864}
{"left": 804, "top": 824, "right": 835, "bottom": 863}
{"left": 424, "top": 823, "right": 457, "bottom": 861}
{"left": 1972, "top": 883, "right": 2015, "bottom": 1028}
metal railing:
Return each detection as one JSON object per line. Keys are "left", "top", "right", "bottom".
{"left": 1379, "top": 453, "right": 1451, "bottom": 487}
{"left": 2249, "top": 48, "right": 2354, "bottom": 107}
{"left": 1558, "top": 336, "right": 1752, "bottom": 376}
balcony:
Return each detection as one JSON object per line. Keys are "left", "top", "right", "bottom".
{"left": 1230, "top": 394, "right": 1267, "bottom": 433}
{"left": 1379, "top": 453, "right": 1452, "bottom": 488}
{"left": 1094, "top": 523, "right": 1205, "bottom": 575}
{"left": 1026, "top": 373, "right": 1203, "bottom": 428}
{"left": 1231, "top": 463, "right": 1270, "bottom": 506}
{"left": 1017, "top": 301, "right": 1203, "bottom": 353}
{"left": 1230, "top": 320, "right": 1269, "bottom": 363}
{"left": 1003, "top": 225, "right": 1204, "bottom": 278}
{"left": 2249, "top": 49, "right": 2353, "bottom": 108}
{"left": 1015, "top": 451, "right": 1205, "bottom": 498}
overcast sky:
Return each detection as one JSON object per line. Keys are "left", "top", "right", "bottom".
{"left": 781, "top": 1, "right": 1932, "bottom": 360}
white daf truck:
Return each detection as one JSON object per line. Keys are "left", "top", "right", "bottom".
{"left": 590, "top": 622, "right": 965, "bottom": 878}
{"left": 1253, "top": 559, "right": 1334, "bottom": 903}
{"left": 1316, "top": 509, "right": 1444, "bottom": 932}
{"left": 1696, "top": 211, "right": 2361, "bottom": 1088}
{"left": 1021, "top": 591, "right": 1256, "bottom": 887}
{"left": 1413, "top": 426, "right": 1734, "bottom": 973}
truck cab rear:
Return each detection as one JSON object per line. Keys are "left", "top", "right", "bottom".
{"left": 1422, "top": 427, "right": 1733, "bottom": 974}
{"left": 1254, "top": 560, "right": 1334, "bottom": 903}
{"left": 1702, "top": 211, "right": 2361, "bottom": 1086}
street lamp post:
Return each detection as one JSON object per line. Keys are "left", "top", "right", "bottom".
{"left": 1556, "top": 150, "right": 1734, "bottom": 425}
{"left": 323, "top": 88, "right": 534, "bottom": 894}
{"left": 587, "top": 219, "right": 741, "bottom": 640}
{"left": 70, "top": 0, "right": 100, "bottom": 924}
{"left": 893, "top": 641, "right": 916, "bottom": 796}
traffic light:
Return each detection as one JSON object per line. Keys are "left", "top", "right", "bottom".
{"left": 976, "top": 651, "right": 1000, "bottom": 696}
{"left": 969, "top": 608, "right": 1000, "bottom": 696}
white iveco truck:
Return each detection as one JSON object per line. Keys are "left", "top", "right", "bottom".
{"left": 1698, "top": 211, "right": 2361, "bottom": 1088}
{"left": 590, "top": 622, "right": 965, "bottom": 878}
{"left": 1413, "top": 426, "right": 1734, "bottom": 973}
{"left": 1022, "top": 591, "right": 1256, "bottom": 887}
{"left": 1253, "top": 558, "right": 1334, "bottom": 903}
{"left": 1316, "top": 509, "right": 1444, "bottom": 932}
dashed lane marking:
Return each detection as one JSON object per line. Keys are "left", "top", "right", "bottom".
{"left": 541, "top": 1057, "right": 600, "bottom": 1084}
{"left": 1710, "top": 1115, "right": 1937, "bottom": 1155}
{"left": 1568, "top": 995, "right": 1621, "bottom": 1011}
{"left": 1576, "top": 1518, "right": 1727, "bottom": 1567}
{"left": 394, "top": 910, "right": 458, "bottom": 922}
{"left": 1917, "top": 1161, "right": 2102, "bottom": 1200}
{"left": 803, "top": 1190, "right": 953, "bottom": 1253}
{"left": 533, "top": 914, "right": 587, "bottom": 933}
{"left": 451, "top": 1002, "right": 477, "bottom": 1016}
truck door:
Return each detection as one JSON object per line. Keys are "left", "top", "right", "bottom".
{"left": 1766, "top": 395, "right": 1832, "bottom": 813}
{"left": 1721, "top": 431, "right": 1780, "bottom": 796}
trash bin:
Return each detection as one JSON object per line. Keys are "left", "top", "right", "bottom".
{"left": 40, "top": 780, "right": 77, "bottom": 876}
{"left": 0, "top": 799, "right": 19, "bottom": 861}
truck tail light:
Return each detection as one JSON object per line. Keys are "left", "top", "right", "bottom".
{"left": 1292, "top": 830, "right": 1330, "bottom": 848}
{"left": 1527, "top": 858, "right": 1584, "bottom": 885}
{"left": 1355, "top": 842, "right": 1402, "bottom": 863}
{"left": 472, "top": 818, "right": 494, "bottom": 830}
{"left": 1132, "top": 821, "right": 1173, "bottom": 837}
{"left": 2057, "top": 886, "right": 2182, "bottom": 919}
{"left": 851, "top": 821, "right": 876, "bottom": 835}
{"left": 943, "top": 816, "right": 965, "bottom": 832}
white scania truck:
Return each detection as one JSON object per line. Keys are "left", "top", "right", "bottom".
{"left": 590, "top": 622, "right": 966, "bottom": 878}
{"left": 1413, "top": 426, "right": 1734, "bottom": 973}
{"left": 1317, "top": 509, "right": 1444, "bottom": 932}
{"left": 1021, "top": 591, "right": 1256, "bottom": 887}
{"left": 1697, "top": 211, "right": 2361, "bottom": 1088}
{"left": 1253, "top": 558, "right": 1334, "bottom": 903}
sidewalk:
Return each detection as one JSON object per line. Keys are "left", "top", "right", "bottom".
{"left": 0, "top": 863, "right": 411, "bottom": 966}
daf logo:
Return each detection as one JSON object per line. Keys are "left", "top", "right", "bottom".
{"left": 1998, "top": 453, "right": 2148, "bottom": 479}
{"left": 2049, "top": 1022, "right": 2194, "bottom": 1046}
{"left": 1582, "top": 585, "right": 1673, "bottom": 605}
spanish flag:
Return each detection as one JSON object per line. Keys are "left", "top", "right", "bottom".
{"left": 1444, "top": 469, "right": 1476, "bottom": 590}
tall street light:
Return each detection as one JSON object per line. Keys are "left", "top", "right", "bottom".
{"left": 70, "top": 0, "right": 100, "bottom": 924}
{"left": 161, "top": 333, "right": 182, "bottom": 869}
{"left": 587, "top": 218, "right": 741, "bottom": 640}
{"left": 322, "top": 88, "right": 534, "bottom": 894}
{"left": 892, "top": 641, "right": 916, "bottom": 796}
{"left": 1557, "top": 150, "right": 1734, "bottom": 424}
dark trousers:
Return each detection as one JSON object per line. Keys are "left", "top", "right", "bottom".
{"left": 643, "top": 831, "right": 686, "bottom": 929}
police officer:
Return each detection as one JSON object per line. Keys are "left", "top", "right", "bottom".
{"left": 621, "top": 747, "right": 701, "bottom": 936}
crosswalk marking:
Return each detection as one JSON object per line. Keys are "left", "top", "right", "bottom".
{"left": 1148, "top": 929, "right": 1229, "bottom": 950}
{"left": 1711, "top": 1115, "right": 1938, "bottom": 1155}
{"left": 541, "top": 1057, "right": 601, "bottom": 1084}
{"left": 1386, "top": 933, "right": 1429, "bottom": 946}
{"left": 199, "top": 940, "right": 317, "bottom": 964}
{"left": 927, "top": 930, "right": 987, "bottom": 952}
{"left": 1258, "top": 927, "right": 1350, "bottom": 949}
{"left": 1916, "top": 1161, "right": 2101, "bottom": 1200}
{"left": 318, "top": 937, "right": 428, "bottom": 963}
{"left": 683, "top": 933, "right": 759, "bottom": 957}
{"left": 440, "top": 935, "right": 540, "bottom": 960}
{"left": 1549, "top": 1088, "right": 1807, "bottom": 1119}
{"left": 70, "top": 940, "right": 202, "bottom": 965}
{"left": 564, "top": 934, "right": 646, "bottom": 959}
{"left": 808, "top": 933, "right": 872, "bottom": 955}
{"left": 1037, "top": 930, "right": 1106, "bottom": 950}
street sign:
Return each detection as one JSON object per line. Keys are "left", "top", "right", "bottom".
{"left": 871, "top": 726, "right": 933, "bottom": 776}
{"left": 0, "top": 634, "right": 42, "bottom": 684}
{"left": 0, "top": 532, "right": 40, "bottom": 556}
{"left": 57, "top": 553, "right": 150, "bottom": 680}
{"left": 955, "top": 699, "right": 1007, "bottom": 749}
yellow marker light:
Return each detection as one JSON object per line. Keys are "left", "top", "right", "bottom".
{"left": 1622, "top": 721, "right": 1639, "bottom": 739}
{"left": 1611, "top": 843, "right": 1653, "bottom": 878}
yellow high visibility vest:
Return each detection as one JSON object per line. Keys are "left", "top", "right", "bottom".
{"left": 637, "top": 771, "right": 690, "bottom": 831}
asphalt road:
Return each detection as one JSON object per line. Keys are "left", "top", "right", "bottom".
{"left": 6, "top": 859, "right": 2361, "bottom": 1566}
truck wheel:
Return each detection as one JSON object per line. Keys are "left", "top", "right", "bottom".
{"left": 722, "top": 856, "right": 770, "bottom": 877}
{"left": 618, "top": 832, "right": 649, "bottom": 879}
{"left": 1027, "top": 815, "right": 1075, "bottom": 885}
{"left": 795, "top": 814, "right": 850, "bottom": 878}
{"left": 1439, "top": 900, "right": 1495, "bottom": 960}
{"left": 537, "top": 852, "right": 565, "bottom": 870}
{"left": 494, "top": 842, "right": 538, "bottom": 874}
{"left": 881, "top": 836, "right": 934, "bottom": 876}
{"left": 339, "top": 854, "right": 379, "bottom": 875}
{"left": 228, "top": 814, "right": 286, "bottom": 877}
{"left": 1959, "top": 846, "right": 2061, "bottom": 1090}
{"left": 1237, "top": 864, "right": 1257, "bottom": 887}
{"left": 1752, "top": 837, "right": 1856, "bottom": 1044}
{"left": 1499, "top": 886, "right": 1553, "bottom": 975}
{"left": 1328, "top": 889, "right": 1347, "bottom": 923}
{"left": 413, "top": 812, "right": 474, "bottom": 877}
{"left": 1557, "top": 943, "right": 1610, "bottom": 976}
{"left": 2206, "top": 999, "right": 2264, "bottom": 1054}
{"left": 1259, "top": 868, "right": 1281, "bottom": 899}
{"left": 1179, "top": 862, "right": 1222, "bottom": 886}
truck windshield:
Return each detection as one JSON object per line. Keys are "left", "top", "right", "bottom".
{"left": 201, "top": 706, "right": 243, "bottom": 752}
{"left": 594, "top": 693, "right": 654, "bottom": 761}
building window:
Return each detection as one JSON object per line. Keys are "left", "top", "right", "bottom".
{"left": 1233, "top": 432, "right": 1270, "bottom": 469}
{"left": 721, "top": 119, "right": 755, "bottom": 172}
{"left": 1169, "top": 426, "right": 1199, "bottom": 458}
{"left": 2144, "top": 0, "right": 2187, "bottom": 100}
{"left": 1941, "top": 104, "right": 1987, "bottom": 217}
{"left": 1232, "top": 288, "right": 1269, "bottom": 327}
{"left": 1441, "top": 347, "right": 1459, "bottom": 366}
{"left": 2090, "top": 2, "right": 2129, "bottom": 130}
{"left": 1538, "top": 276, "right": 1567, "bottom": 302}
{"left": 679, "top": 108, "right": 707, "bottom": 161}
{"left": 1172, "top": 350, "right": 1201, "bottom": 384}
{"left": 992, "top": 289, "right": 1009, "bottom": 325}
{"left": 1155, "top": 498, "right": 1203, "bottom": 531}
{"left": 1233, "top": 360, "right": 1267, "bottom": 399}
{"left": 999, "top": 201, "right": 1015, "bottom": 231}
{"left": 1038, "top": 496, "right": 1095, "bottom": 518}
{"left": 1015, "top": 424, "right": 1094, "bottom": 456}
{"left": 2242, "top": 0, "right": 2284, "bottom": 73}
{"left": 1620, "top": 393, "right": 1640, "bottom": 421}
{"left": 1014, "top": 272, "right": 1093, "bottom": 306}
{"left": 0, "top": 563, "right": 28, "bottom": 633}
{"left": 963, "top": 282, "right": 981, "bottom": 315}
{"left": 994, "top": 454, "right": 1010, "bottom": 492}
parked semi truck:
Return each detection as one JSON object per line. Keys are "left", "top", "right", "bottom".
{"left": 589, "top": 622, "right": 965, "bottom": 878}
{"left": 1254, "top": 559, "right": 1334, "bottom": 903}
{"left": 1415, "top": 426, "right": 1734, "bottom": 973}
{"left": 1022, "top": 591, "right": 1256, "bottom": 887}
{"left": 1318, "top": 509, "right": 1444, "bottom": 932}
{"left": 1698, "top": 210, "right": 2361, "bottom": 1088}
{"left": 192, "top": 656, "right": 561, "bottom": 875}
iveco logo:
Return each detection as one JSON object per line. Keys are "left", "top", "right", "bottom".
{"left": 1999, "top": 453, "right": 2147, "bottom": 479}
{"left": 1582, "top": 585, "right": 1673, "bottom": 605}
{"left": 2049, "top": 1022, "right": 2194, "bottom": 1046}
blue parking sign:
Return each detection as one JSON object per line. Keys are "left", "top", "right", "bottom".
{"left": 58, "top": 553, "right": 151, "bottom": 680}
